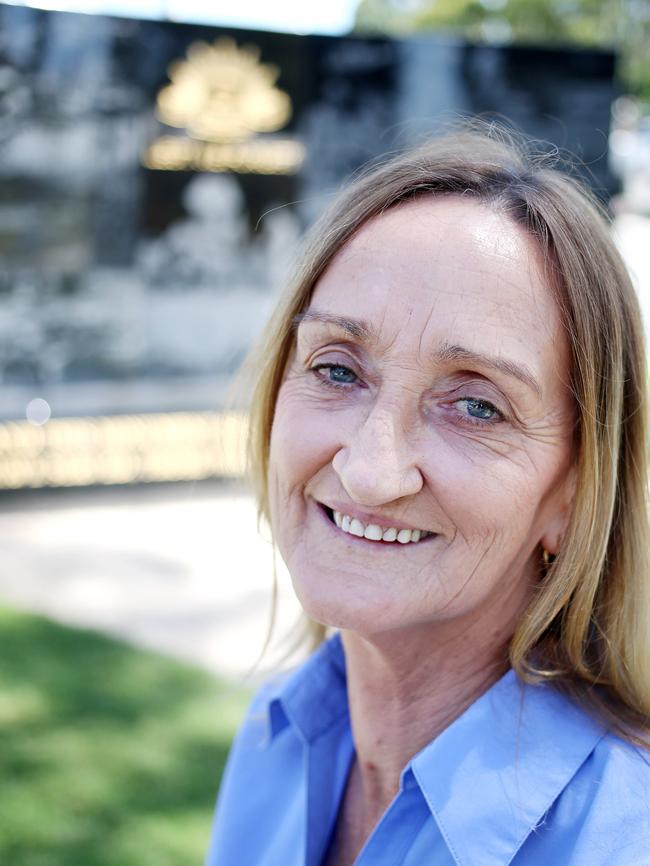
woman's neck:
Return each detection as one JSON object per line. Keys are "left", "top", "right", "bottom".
{"left": 340, "top": 615, "right": 512, "bottom": 824}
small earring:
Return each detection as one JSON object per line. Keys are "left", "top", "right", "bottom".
{"left": 542, "top": 548, "right": 556, "bottom": 567}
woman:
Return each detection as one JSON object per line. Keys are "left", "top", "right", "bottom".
{"left": 205, "top": 125, "right": 650, "bottom": 866}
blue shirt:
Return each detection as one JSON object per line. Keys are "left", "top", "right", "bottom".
{"left": 205, "top": 634, "right": 650, "bottom": 866}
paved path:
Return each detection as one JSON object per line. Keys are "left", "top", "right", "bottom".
{"left": 0, "top": 481, "right": 303, "bottom": 682}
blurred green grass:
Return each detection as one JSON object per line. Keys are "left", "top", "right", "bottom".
{"left": 0, "top": 605, "right": 250, "bottom": 866}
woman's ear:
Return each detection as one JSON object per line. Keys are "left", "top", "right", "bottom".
{"left": 540, "top": 464, "right": 577, "bottom": 556}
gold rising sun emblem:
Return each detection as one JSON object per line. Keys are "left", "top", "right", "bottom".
{"left": 156, "top": 37, "right": 292, "bottom": 143}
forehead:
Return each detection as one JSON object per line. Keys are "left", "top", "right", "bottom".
{"left": 308, "top": 196, "right": 564, "bottom": 369}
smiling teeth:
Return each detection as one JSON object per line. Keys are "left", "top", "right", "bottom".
{"left": 333, "top": 511, "right": 429, "bottom": 543}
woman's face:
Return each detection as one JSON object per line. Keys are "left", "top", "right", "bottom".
{"left": 268, "top": 196, "right": 575, "bottom": 638}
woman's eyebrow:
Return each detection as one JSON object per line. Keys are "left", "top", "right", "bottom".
{"left": 435, "top": 342, "right": 542, "bottom": 397}
{"left": 292, "top": 314, "right": 542, "bottom": 397}
{"left": 292, "top": 310, "right": 375, "bottom": 342}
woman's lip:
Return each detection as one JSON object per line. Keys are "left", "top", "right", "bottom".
{"left": 317, "top": 500, "right": 431, "bottom": 534}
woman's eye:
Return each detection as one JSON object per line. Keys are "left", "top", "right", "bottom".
{"left": 454, "top": 397, "right": 503, "bottom": 423}
{"left": 312, "top": 363, "right": 358, "bottom": 388}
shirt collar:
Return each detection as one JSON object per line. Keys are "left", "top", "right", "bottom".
{"left": 411, "top": 668, "right": 605, "bottom": 866}
{"left": 265, "top": 632, "right": 349, "bottom": 744}
{"left": 263, "top": 633, "right": 605, "bottom": 866}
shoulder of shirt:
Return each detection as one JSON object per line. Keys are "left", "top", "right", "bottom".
{"left": 551, "top": 718, "right": 650, "bottom": 851}
{"left": 588, "top": 727, "right": 650, "bottom": 787}
{"left": 563, "top": 731, "right": 650, "bottom": 863}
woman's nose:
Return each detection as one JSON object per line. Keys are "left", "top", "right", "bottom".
{"left": 331, "top": 405, "right": 424, "bottom": 507}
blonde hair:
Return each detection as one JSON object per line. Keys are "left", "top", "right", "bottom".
{"left": 246, "top": 121, "right": 650, "bottom": 744}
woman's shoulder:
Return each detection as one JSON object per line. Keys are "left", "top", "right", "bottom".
{"left": 204, "top": 646, "right": 348, "bottom": 866}
{"left": 587, "top": 728, "right": 650, "bottom": 793}
{"left": 531, "top": 731, "right": 650, "bottom": 864}
{"left": 524, "top": 680, "right": 650, "bottom": 823}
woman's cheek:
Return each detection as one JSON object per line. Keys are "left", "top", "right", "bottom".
{"left": 424, "top": 444, "right": 533, "bottom": 535}
{"left": 279, "top": 375, "right": 358, "bottom": 450}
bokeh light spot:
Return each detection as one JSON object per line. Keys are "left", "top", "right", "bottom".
{"left": 26, "top": 398, "right": 52, "bottom": 426}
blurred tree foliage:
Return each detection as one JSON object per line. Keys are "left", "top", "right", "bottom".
{"left": 354, "top": 0, "right": 650, "bottom": 98}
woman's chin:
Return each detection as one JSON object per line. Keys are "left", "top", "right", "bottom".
{"left": 294, "top": 593, "right": 366, "bottom": 632}
{"left": 291, "top": 579, "right": 407, "bottom": 636}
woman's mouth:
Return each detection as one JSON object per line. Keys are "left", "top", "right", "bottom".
{"left": 320, "top": 504, "right": 433, "bottom": 545}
